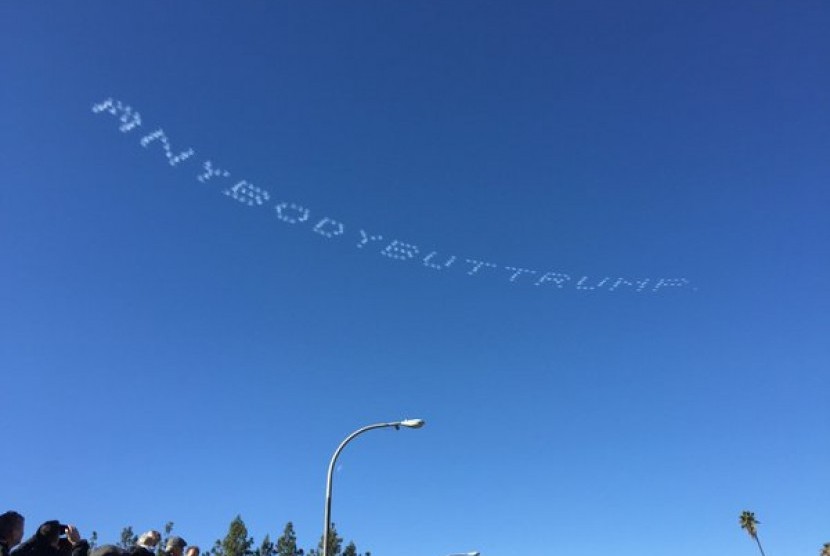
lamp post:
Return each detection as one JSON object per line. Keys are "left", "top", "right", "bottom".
{"left": 322, "top": 419, "right": 425, "bottom": 556}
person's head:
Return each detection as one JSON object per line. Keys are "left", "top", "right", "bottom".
{"left": 36, "top": 521, "right": 66, "bottom": 549}
{"left": 185, "top": 546, "right": 200, "bottom": 556}
{"left": 0, "top": 511, "right": 25, "bottom": 547}
{"left": 90, "top": 545, "right": 125, "bottom": 556}
{"left": 137, "top": 532, "right": 161, "bottom": 549}
{"left": 165, "top": 537, "right": 187, "bottom": 556}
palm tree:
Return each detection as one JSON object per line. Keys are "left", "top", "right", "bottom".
{"left": 819, "top": 542, "right": 830, "bottom": 556}
{"left": 739, "top": 511, "right": 767, "bottom": 556}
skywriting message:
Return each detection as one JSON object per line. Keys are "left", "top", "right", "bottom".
{"left": 91, "top": 97, "right": 693, "bottom": 294}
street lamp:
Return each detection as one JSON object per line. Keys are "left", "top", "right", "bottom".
{"left": 322, "top": 419, "right": 425, "bottom": 556}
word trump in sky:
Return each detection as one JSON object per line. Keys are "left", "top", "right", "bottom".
{"left": 91, "top": 97, "right": 693, "bottom": 295}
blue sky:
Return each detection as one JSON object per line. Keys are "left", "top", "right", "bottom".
{"left": 1, "top": 1, "right": 828, "bottom": 555}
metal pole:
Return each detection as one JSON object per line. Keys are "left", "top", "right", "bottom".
{"left": 322, "top": 422, "right": 401, "bottom": 556}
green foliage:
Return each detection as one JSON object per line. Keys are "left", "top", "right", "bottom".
{"left": 117, "top": 518, "right": 372, "bottom": 556}
{"left": 739, "top": 511, "right": 766, "bottom": 556}
{"left": 340, "top": 541, "right": 370, "bottom": 556}
{"left": 211, "top": 516, "right": 254, "bottom": 556}
{"left": 120, "top": 527, "right": 138, "bottom": 549}
{"left": 158, "top": 522, "right": 175, "bottom": 556}
{"left": 739, "top": 511, "right": 759, "bottom": 539}
{"left": 307, "top": 523, "right": 342, "bottom": 556}
{"left": 255, "top": 534, "right": 273, "bottom": 556}
{"left": 274, "top": 523, "right": 302, "bottom": 556}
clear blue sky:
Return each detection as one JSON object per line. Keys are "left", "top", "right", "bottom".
{"left": 1, "top": 2, "right": 828, "bottom": 555}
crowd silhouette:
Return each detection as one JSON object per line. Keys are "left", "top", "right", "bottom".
{"left": 0, "top": 513, "right": 198, "bottom": 556}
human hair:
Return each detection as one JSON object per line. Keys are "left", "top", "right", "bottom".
{"left": 185, "top": 546, "right": 200, "bottom": 556}
{"left": 138, "top": 531, "right": 161, "bottom": 547}
{"left": 0, "top": 511, "right": 24, "bottom": 540}
{"left": 36, "top": 521, "right": 64, "bottom": 546}
{"left": 165, "top": 537, "right": 186, "bottom": 552}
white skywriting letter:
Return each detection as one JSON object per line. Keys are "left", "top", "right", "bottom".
{"left": 224, "top": 180, "right": 270, "bottom": 207}
{"left": 139, "top": 129, "right": 195, "bottom": 167}
{"left": 381, "top": 240, "right": 419, "bottom": 260}
{"left": 275, "top": 202, "right": 310, "bottom": 224}
{"left": 422, "top": 251, "right": 457, "bottom": 270}
{"left": 464, "top": 259, "right": 497, "bottom": 276}
{"left": 91, "top": 98, "right": 142, "bottom": 132}
{"left": 356, "top": 229, "right": 384, "bottom": 249}
{"left": 198, "top": 160, "right": 231, "bottom": 183}
{"left": 313, "top": 217, "right": 345, "bottom": 238}
{"left": 652, "top": 278, "right": 690, "bottom": 292}
{"left": 535, "top": 272, "right": 571, "bottom": 288}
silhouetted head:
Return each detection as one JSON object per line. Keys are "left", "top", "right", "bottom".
{"left": 0, "top": 511, "right": 25, "bottom": 548}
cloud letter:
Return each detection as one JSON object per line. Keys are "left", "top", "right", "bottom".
{"left": 356, "top": 229, "right": 384, "bottom": 249}
{"left": 464, "top": 259, "right": 497, "bottom": 276}
{"left": 275, "top": 202, "right": 310, "bottom": 224}
{"left": 535, "top": 272, "right": 571, "bottom": 288}
{"left": 139, "top": 129, "right": 195, "bottom": 167}
{"left": 422, "top": 251, "right": 457, "bottom": 270}
{"left": 91, "top": 98, "right": 142, "bottom": 132}
{"left": 608, "top": 278, "right": 650, "bottom": 292}
{"left": 652, "top": 278, "right": 690, "bottom": 292}
{"left": 197, "top": 160, "right": 231, "bottom": 183}
{"left": 381, "top": 240, "right": 419, "bottom": 260}
{"left": 224, "top": 180, "right": 270, "bottom": 207}
{"left": 313, "top": 217, "right": 345, "bottom": 238}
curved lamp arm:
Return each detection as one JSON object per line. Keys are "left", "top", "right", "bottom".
{"left": 322, "top": 419, "right": 425, "bottom": 556}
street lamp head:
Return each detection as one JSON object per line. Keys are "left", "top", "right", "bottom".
{"left": 323, "top": 420, "right": 424, "bottom": 556}
{"left": 399, "top": 418, "right": 425, "bottom": 429}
